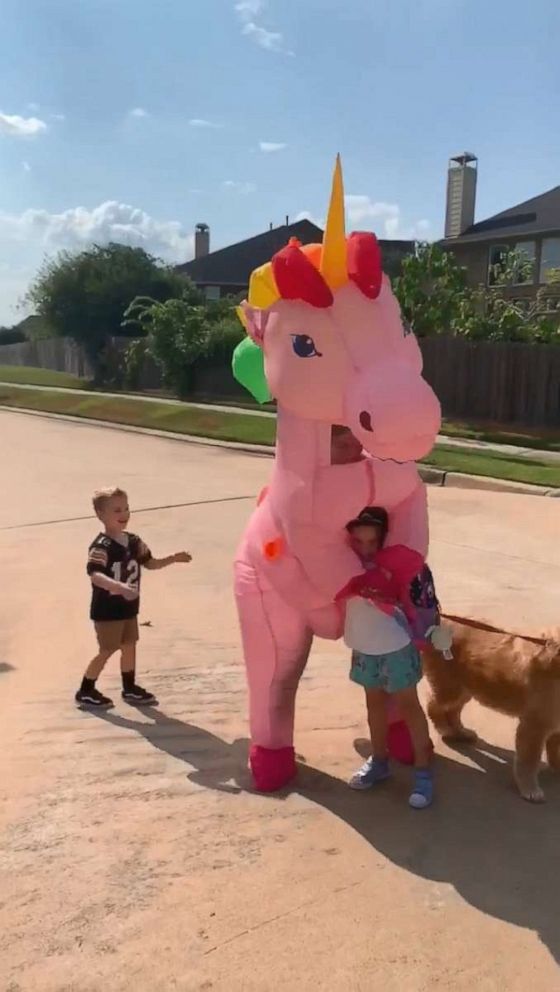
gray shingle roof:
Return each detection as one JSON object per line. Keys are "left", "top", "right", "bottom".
{"left": 177, "top": 220, "right": 414, "bottom": 287}
{"left": 176, "top": 220, "right": 323, "bottom": 286}
{"left": 441, "top": 185, "right": 560, "bottom": 245}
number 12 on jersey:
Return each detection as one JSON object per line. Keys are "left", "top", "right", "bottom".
{"left": 111, "top": 561, "right": 139, "bottom": 588}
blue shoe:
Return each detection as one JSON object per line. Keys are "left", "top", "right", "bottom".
{"left": 349, "top": 756, "right": 391, "bottom": 791}
{"left": 409, "top": 768, "right": 434, "bottom": 809}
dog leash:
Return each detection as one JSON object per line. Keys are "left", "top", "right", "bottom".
{"left": 440, "top": 613, "right": 547, "bottom": 648}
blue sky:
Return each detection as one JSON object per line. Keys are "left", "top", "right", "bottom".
{"left": 1, "top": 0, "right": 559, "bottom": 323}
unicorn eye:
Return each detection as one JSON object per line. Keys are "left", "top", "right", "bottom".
{"left": 291, "top": 334, "right": 322, "bottom": 358}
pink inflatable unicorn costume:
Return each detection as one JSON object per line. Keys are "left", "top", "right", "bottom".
{"left": 233, "top": 158, "right": 441, "bottom": 792}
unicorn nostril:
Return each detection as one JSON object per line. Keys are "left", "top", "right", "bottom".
{"left": 359, "top": 411, "right": 373, "bottom": 432}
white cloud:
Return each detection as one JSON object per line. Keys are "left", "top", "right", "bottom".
{"left": 0, "top": 112, "right": 47, "bottom": 137}
{"left": 259, "top": 141, "right": 286, "bottom": 153}
{"left": 51, "top": 112, "right": 66, "bottom": 122}
{"left": 234, "top": 0, "right": 293, "bottom": 55}
{"left": 345, "top": 196, "right": 397, "bottom": 225}
{"left": 22, "top": 160, "right": 31, "bottom": 173}
{"left": 0, "top": 201, "right": 195, "bottom": 259}
{"left": 222, "top": 180, "right": 257, "bottom": 195}
{"left": 235, "top": 0, "right": 264, "bottom": 13}
{"left": 0, "top": 263, "right": 34, "bottom": 324}
{"left": 129, "top": 107, "right": 149, "bottom": 119}
{"left": 189, "top": 118, "right": 222, "bottom": 129}
{"left": 294, "top": 210, "right": 320, "bottom": 225}
{"left": 0, "top": 201, "right": 198, "bottom": 323}
{"left": 27, "top": 102, "right": 40, "bottom": 112}
{"left": 346, "top": 196, "right": 431, "bottom": 239}
{"left": 243, "top": 22, "right": 284, "bottom": 51}
{"left": 296, "top": 196, "right": 431, "bottom": 240}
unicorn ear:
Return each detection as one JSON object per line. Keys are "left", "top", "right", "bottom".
{"left": 232, "top": 337, "right": 272, "bottom": 404}
{"left": 237, "top": 302, "right": 269, "bottom": 344}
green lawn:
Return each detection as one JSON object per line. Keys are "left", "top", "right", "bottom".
{"left": 0, "top": 364, "right": 558, "bottom": 453}
{"left": 425, "top": 444, "right": 559, "bottom": 488}
{"left": 0, "top": 386, "right": 277, "bottom": 446}
{"left": 0, "top": 365, "right": 86, "bottom": 389}
{"left": 440, "top": 418, "right": 560, "bottom": 453}
{"left": 0, "top": 384, "right": 558, "bottom": 488}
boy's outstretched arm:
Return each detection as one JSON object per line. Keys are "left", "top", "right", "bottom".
{"left": 144, "top": 551, "right": 192, "bottom": 571}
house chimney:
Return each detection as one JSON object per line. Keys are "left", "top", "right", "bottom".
{"left": 444, "top": 153, "right": 478, "bottom": 238}
{"left": 195, "top": 222, "right": 210, "bottom": 259}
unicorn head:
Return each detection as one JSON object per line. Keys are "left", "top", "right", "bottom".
{"left": 233, "top": 157, "right": 440, "bottom": 462}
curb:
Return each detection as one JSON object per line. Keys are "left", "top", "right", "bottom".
{"left": 1, "top": 404, "right": 557, "bottom": 497}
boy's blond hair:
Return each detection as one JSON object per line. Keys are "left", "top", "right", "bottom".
{"left": 92, "top": 486, "right": 128, "bottom": 516}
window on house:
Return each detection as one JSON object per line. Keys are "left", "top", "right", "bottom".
{"left": 204, "top": 285, "right": 221, "bottom": 301}
{"left": 539, "top": 237, "right": 560, "bottom": 284}
{"left": 488, "top": 245, "right": 507, "bottom": 285}
{"left": 488, "top": 241, "right": 536, "bottom": 286}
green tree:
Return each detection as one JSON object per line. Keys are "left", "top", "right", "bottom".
{"left": 123, "top": 294, "right": 243, "bottom": 397}
{"left": 393, "top": 243, "right": 469, "bottom": 337}
{"left": 394, "top": 243, "right": 560, "bottom": 344}
{"left": 25, "top": 243, "right": 194, "bottom": 380}
{"left": 123, "top": 296, "right": 209, "bottom": 397}
{"left": 458, "top": 249, "right": 560, "bottom": 344}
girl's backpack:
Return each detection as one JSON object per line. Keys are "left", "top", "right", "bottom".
{"left": 407, "top": 564, "right": 445, "bottom": 649}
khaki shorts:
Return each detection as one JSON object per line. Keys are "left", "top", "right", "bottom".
{"left": 94, "top": 618, "right": 139, "bottom": 654}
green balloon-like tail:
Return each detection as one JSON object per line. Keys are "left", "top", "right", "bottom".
{"left": 232, "top": 337, "right": 272, "bottom": 404}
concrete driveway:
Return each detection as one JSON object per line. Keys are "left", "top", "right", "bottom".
{"left": 1, "top": 410, "right": 559, "bottom": 992}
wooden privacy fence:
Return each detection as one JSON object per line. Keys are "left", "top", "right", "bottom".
{"left": 0, "top": 337, "right": 92, "bottom": 378}
{"left": 192, "top": 337, "right": 560, "bottom": 427}
{"left": 0, "top": 335, "right": 558, "bottom": 427}
{"left": 419, "top": 337, "right": 559, "bottom": 427}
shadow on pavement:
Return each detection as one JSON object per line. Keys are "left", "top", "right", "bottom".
{"left": 97, "top": 707, "right": 560, "bottom": 964}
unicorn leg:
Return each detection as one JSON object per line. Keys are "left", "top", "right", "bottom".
{"left": 235, "top": 563, "right": 312, "bottom": 791}
{"left": 386, "top": 697, "right": 434, "bottom": 765}
{"left": 386, "top": 696, "right": 415, "bottom": 765}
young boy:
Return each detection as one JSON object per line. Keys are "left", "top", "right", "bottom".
{"left": 75, "top": 487, "right": 192, "bottom": 709}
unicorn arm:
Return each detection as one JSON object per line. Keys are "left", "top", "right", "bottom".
{"left": 372, "top": 465, "right": 429, "bottom": 557}
{"left": 287, "top": 464, "right": 428, "bottom": 598}
{"left": 258, "top": 549, "right": 339, "bottom": 612}
{"left": 268, "top": 464, "right": 428, "bottom": 603}
{"left": 281, "top": 520, "right": 362, "bottom": 602}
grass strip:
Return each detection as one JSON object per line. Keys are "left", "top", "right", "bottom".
{"left": 1, "top": 365, "right": 557, "bottom": 452}
{"left": 0, "top": 365, "right": 86, "bottom": 389}
{"left": 0, "top": 385, "right": 558, "bottom": 488}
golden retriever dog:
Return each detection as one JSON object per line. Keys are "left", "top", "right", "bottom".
{"left": 423, "top": 620, "right": 560, "bottom": 803}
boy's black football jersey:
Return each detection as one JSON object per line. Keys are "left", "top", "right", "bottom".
{"left": 87, "top": 532, "right": 152, "bottom": 621}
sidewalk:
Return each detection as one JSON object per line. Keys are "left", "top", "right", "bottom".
{"left": 1, "top": 380, "right": 557, "bottom": 463}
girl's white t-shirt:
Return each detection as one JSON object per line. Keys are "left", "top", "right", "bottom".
{"left": 344, "top": 597, "right": 410, "bottom": 655}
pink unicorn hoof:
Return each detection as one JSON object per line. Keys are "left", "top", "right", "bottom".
{"left": 250, "top": 745, "right": 297, "bottom": 792}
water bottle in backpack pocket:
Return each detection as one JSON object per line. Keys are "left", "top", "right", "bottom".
{"left": 408, "top": 565, "right": 453, "bottom": 658}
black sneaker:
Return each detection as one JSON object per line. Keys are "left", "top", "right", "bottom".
{"left": 75, "top": 687, "right": 114, "bottom": 709}
{"left": 121, "top": 684, "right": 157, "bottom": 706}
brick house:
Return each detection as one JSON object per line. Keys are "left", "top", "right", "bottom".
{"left": 441, "top": 153, "right": 560, "bottom": 304}
{"left": 176, "top": 220, "right": 414, "bottom": 300}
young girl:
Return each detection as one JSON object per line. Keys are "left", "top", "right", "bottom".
{"left": 336, "top": 507, "right": 434, "bottom": 809}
